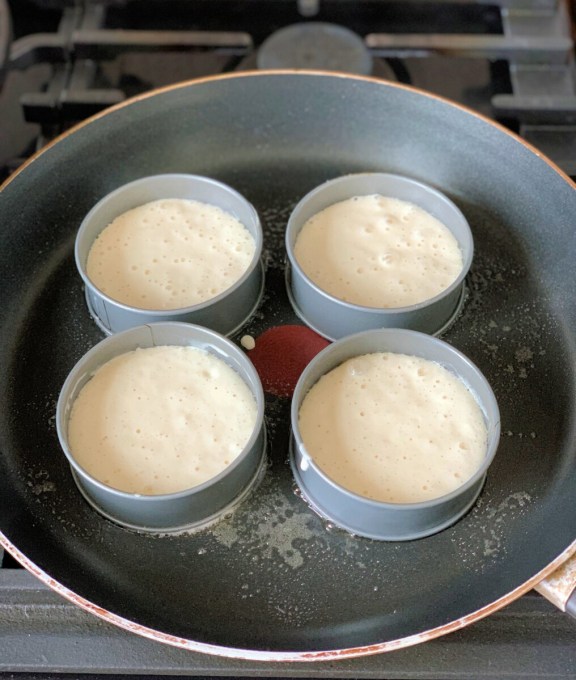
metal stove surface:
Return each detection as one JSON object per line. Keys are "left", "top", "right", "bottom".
{"left": 1, "top": 0, "right": 576, "bottom": 676}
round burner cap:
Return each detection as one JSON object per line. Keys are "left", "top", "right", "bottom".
{"left": 257, "top": 22, "right": 372, "bottom": 76}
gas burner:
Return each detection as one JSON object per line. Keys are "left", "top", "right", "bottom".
{"left": 257, "top": 22, "right": 373, "bottom": 75}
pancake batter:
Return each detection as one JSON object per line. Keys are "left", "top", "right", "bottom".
{"left": 68, "top": 345, "right": 257, "bottom": 495}
{"left": 298, "top": 352, "right": 487, "bottom": 503}
{"left": 86, "top": 198, "right": 255, "bottom": 310}
{"left": 294, "top": 194, "right": 463, "bottom": 308}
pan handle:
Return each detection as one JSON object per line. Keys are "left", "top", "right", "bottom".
{"left": 535, "top": 555, "right": 576, "bottom": 618}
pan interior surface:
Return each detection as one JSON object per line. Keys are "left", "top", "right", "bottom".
{"left": 0, "top": 73, "right": 575, "bottom": 655}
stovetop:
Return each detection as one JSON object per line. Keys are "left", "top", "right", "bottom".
{"left": 1, "top": 0, "right": 576, "bottom": 677}
{"left": 3, "top": 0, "right": 576, "bottom": 176}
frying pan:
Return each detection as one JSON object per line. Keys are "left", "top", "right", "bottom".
{"left": 1, "top": 71, "right": 575, "bottom": 661}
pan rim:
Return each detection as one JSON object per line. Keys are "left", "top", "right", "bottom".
{"left": 1, "top": 69, "right": 575, "bottom": 198}
{"left": 1, "top": 530, "right": 574, "bottom": 661}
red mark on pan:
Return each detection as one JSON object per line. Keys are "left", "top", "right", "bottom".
{"left": 245, "top": 325, "right": 330, "bottom": 398}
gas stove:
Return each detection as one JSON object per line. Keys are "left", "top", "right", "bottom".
{"left": 1, "top": 0, "right": 576, "bottom": 677}
{"left": 3, "top": 0, "right": 576, "bottom": 177}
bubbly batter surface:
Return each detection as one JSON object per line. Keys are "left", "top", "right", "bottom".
{"left": 68, "top": 346, "right": 257, "bottom": 495}
{"left": 298, "top": 352, "right": 487, "bottom": 503}
{"left": 293, "top": 194, "right": 463, "bottom": 308}
{"left": 86, "top": 198, "right": 255, "bottom": 310}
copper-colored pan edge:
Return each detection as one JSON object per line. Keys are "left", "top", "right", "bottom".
{"left": 2, "top": 69, "right": 575, "bottom": 193}
{"left": 0, "top": 531, "right": 574, "bottom": 662}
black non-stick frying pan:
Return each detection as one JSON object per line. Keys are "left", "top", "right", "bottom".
{"left": 1, "top": 72, "right": 575, "bottom": 661}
